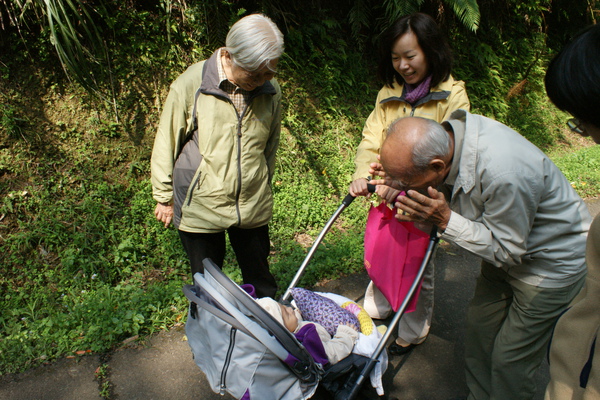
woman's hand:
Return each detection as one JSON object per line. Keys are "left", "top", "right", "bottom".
{"left": 154, "top": 203, "right": 174, "bottom": 228}
{"left": 348, "top": 178, "right": 371, "bottom": 197}
{"left": 375, "top": 185, "right": 401, "bottom": 204}
{"left": 369, "top": 161, "right": 406, "bottom": 193}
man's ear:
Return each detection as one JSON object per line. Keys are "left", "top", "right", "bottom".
{"left": 429, "top": 158, "right": 447, "bottom": 173}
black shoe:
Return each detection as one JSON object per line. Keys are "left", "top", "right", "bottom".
{"left": 388, "top": 342, "right": 417, "bottom": 356}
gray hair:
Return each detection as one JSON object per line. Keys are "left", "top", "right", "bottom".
{"left": 225, "top": 14, "right": 284, "bottom": 72}
{"left": 387, "top": 117, "right": 452, "bottom": 176}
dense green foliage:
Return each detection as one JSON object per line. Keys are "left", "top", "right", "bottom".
{"left": 1, "top": 0, "right": 599, "bottom": 375}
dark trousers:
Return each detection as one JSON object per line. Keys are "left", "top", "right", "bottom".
{"left": 178, "top": 225, "right": 277, "bottom": 298}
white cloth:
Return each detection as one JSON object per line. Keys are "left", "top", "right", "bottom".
{"left": 318, "top": 292, "right": 388, "bottom": 396}
{"left": 256, "top": 297, "right": 284, "bottom": 322}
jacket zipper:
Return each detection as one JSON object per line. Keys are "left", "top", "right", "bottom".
{"left": 192, "top": 90, "right": 253, "bottom": 224}
{"left": 234, "top": 105, "right": 249, "bottom": 226}
{"left": 185, "top": 98, "right": 240, "bottom": 209}
{"left": 219, "top": 327, "right": 237, "bottom": 395}
{"left": 186, "top": 172, "right": 202, "bottom": 206}
{"left": 235, "top": 125, "right": 242, "bottom": 226}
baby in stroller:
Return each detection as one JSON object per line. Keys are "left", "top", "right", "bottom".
{"left": 257, "top": 297, "right": 359, "bottom": 365}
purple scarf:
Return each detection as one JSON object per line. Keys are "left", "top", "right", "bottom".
{"left": 404, "top": 75, "right": 432, "bottom": 104}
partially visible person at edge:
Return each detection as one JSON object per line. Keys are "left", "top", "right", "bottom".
{"left": 348, "top": 12, "right": 470, "bottom": 355}
{"left": 151, "top": 14, "right": 284, "bottom": 298}
{"left": 370, "top": 113, "right": 590, "bottom": 399}
{"left": 544, "top": 23, "right": 600, "bottom": 400}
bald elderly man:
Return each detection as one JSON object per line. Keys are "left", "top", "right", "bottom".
{"left": 370, "top": 110, "right": 591, "bottom": 400}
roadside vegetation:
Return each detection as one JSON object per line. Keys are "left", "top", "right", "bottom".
{"left": 1, "top": 0, "right": 599, "bottom": 375}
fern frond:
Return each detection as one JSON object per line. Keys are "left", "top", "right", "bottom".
{"left": 383, "top": 0, "right": 424, "bottom": 23}
{"left": 445, "top": 0, "right": 480, "bottom": 32}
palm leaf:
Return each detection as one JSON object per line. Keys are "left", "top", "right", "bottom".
{"left": 43, "top": 0, "right": 105, "bottom": 95}
{"left": 348, "top": 0, "right": 371, "bottom": 39}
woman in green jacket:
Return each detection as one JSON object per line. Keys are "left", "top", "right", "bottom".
{"left": 151, "top": 14, "right": 284, "bottom": 298}
{"left": 349, "top": 13, "right": 470, "bottom": 355}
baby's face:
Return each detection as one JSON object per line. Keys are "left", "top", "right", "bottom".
{"left": 279, "top": 304, "right": 300, "bottom": 332}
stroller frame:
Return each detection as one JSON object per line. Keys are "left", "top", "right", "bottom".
{"left": 183, "top": 189, "right": 439, "bottom": 399}
{"left": 282, "top": 190, "right": 439, "bottom": 399}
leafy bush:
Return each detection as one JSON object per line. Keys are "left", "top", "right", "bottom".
{"left": 1, "top": 279, "right": 187, "bottom": 374}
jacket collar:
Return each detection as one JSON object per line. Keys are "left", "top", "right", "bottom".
{"left": 445, "top": 109, "right": 477, "bottom": 195}
{"left": 379, "top": 76, "right": 456, "bottom": 106}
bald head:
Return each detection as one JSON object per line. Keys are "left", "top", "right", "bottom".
{"left": 380, "top": 118, "right": 427, "bottom": 178}
{"left": 380, "top": 117, "right": 454, "bottom": 192}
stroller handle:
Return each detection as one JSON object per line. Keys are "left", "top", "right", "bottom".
{"left": 282, "top": 183, "right": 376, "bottom": 302}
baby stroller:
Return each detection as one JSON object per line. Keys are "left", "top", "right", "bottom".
{"left": 183, "top": 189, "right": 439, "bottom": 400}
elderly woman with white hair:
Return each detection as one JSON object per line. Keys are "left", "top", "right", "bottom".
{"left": 151, "top": 14, "right": 284, "bottom": 298}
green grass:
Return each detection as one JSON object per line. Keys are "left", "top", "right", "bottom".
{"left": 551, "top": 144, "right": 600, "bottom": 199}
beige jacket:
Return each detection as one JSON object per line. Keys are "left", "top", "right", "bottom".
{"left": 545, "top": 214, "right": 599, "bottom": 399}
{"left": 352, "top": 75, "right": 470, "bottom": 181}
{"left": 296, "top": 321, "right": 358, "bottom": 365}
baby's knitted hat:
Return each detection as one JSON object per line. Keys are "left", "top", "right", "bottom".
{"left": 256, "top": 297, "right": 284, "bottom": 325}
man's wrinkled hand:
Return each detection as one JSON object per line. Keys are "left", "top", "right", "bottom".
{"left": 393, "top": 187, "right": 451, "bottom": 231}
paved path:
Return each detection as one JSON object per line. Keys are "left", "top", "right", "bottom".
{"left": 2, "top": 199, "right": 599, "bottom": 400}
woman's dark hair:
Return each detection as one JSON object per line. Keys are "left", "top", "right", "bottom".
{"left": 545, "top": 24, "right": 600, "bottom": 128}
{"left": 377, "top": 12, "right": 453, "bottom": 88}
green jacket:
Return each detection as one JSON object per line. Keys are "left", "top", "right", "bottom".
{"left": 352, "top": 75, "right": 470, "bottom": 181}
{"left": 151, "top": 51, "right": 282, "bottom": 232}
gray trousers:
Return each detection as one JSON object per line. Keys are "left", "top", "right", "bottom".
{"left": 465, "top": 261, "right": 585, "bottom": 400}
